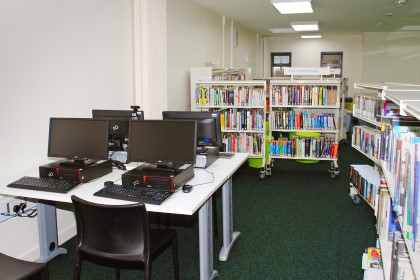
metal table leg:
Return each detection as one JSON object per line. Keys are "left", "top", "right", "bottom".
{"left": 219, "top": 177, "right": 240, "bottom": 261}
{"left": 198, "top": 196, "right": 218, "bottom": 280}
{"left": 36, "top": 200, "right": 67, "bottom": 262}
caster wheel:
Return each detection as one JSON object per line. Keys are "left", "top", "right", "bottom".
{"left": 258, "top": 171, "right": 265, "bottom": 181}
{"left": 352, "top": 195, "right": 361, "bottom": 205}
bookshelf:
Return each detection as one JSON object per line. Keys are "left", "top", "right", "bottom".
{"left": 268, "top": 78, "right": 341, "bottom": 179}
{"left": 194, "top": 80, "right": 268, "bottom": 180}
{"left": 353, "top": 82, "right": 420, "bottom": 280}
{"left": 190, "top": 67, "right": 251, "bottom": 111}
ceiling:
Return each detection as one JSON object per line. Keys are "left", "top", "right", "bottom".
{"left": 190, "top": 0, "right": 420, "bottom": 37}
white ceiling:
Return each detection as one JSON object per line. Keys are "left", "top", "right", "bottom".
{"left": 190, "top": 0, "right": 420, "bottom": 37}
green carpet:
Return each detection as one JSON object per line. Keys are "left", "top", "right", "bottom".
{"left": 47, "top": 138, "right": 376, "bottom": 279}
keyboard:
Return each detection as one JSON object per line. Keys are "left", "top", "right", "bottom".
{"left": 8, "top": 176, "right": 80, "bottom": 194}
{"left": 94, "top": 183, "right": 173, "bottom": 205}
{"left": 218, "top": 152, "right": 235, "bottom": 158}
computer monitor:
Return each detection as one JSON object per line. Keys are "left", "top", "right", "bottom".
{"left": 48, "top": 118, "right": 109, "bottom": 167}
{"left": 162, "top": 111, "right": 222, "bottom": 149}
{"left": 92, "top": 109, "right": 144, "bottom": 151}
{"left": 128, "top": 120, "right": 197, "bottom": 168}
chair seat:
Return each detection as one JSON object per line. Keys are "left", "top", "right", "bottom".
{"left": 0, "top": 252, "right": 49, "bottom": 280}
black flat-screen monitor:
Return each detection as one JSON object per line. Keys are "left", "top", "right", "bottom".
{"left": 128, "top": 120, "right": 197, "bottom": 168}
{"left": 48, "top": 118, "right": 109, "bottom": 167}
{"left": 92, "top": 109, "right": 144, "bottom": 151}
{"left": 162, "top": 111, "right": 222, "bottom": 149}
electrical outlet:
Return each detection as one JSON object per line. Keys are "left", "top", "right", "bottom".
{"left": 0, "top": 197, "right": 37, "bottom": 223}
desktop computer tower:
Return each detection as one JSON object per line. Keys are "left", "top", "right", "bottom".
{"left": 121, "top": 164, "right": 194, "bottom": 192}
{"left": 39, "top": 160, "right": 113, "bottom": 183}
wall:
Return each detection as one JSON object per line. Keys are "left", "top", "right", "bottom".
{"left": 362, "top": 31, "right": 420, "bottom": 84}
{"left": 166, "top": 0, "right": 259, "bottom": 111}
{"left": 0, "top": 0, "right": 134, "bottom": 260}
{"left": 263, "top": 35, "right": 363, "bottom": 96}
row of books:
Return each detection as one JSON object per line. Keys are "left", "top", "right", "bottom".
{"left": 353, "top": 95, "right": 382, "bottom": 122}
{"left": 353, "top": 95, "right": 400, "bottom": 124}
{"left": 379, "top": 118, "right": 420, "bottom": 253}
{"left": 195, "top": 86, "right": 265, "bottom": 107}
{"left": 212, "top": 73, "right": 247, "bottom": 81}
{"left": 271, "top": 85, "right": 338, "bottom": 106}
{"left": 362, "top": 247, "right": 384, "bottom": 280}
{"left": 269, "top": 136, "right": 338, "bottom": 159}
{"left": 220, "top": 109, "right": 265, "bottom": 131}
{"left": 269, "top": 109, "right": 336, "bottom": 131}
{"left": 352, "top": 125, "right": 381, "bottom": 161}
{"left": 222, "top": 133, "right": 263, "bottom": 155}
{"left": 389, "top": 231, "right": 416, "bottom": 280}
{"left": 349, "top": 164, "right": 381, "bottom": 209}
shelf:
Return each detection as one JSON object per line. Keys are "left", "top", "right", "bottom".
{"left": 404, "top": 100, "right": 420, "bottom": 120}
{"left": 378, "top": 237, "right": 393, "bottom": 280}
{"left": 196, "top": 80, "right": 266, "bottom": 86}
{"left": 270, "top": 105, "right": 340, "bottom": 109}
{"left": 351, "top": 144, "right": 381, "bottom": 165}
{"left": 269, "top": 155, "right": 337, "bottom": 161}
{"left": 352, "top": 113, "right": 382, "bottom": 127}
{"left": 271, "top": 129, "right": 338, "bottom": 133}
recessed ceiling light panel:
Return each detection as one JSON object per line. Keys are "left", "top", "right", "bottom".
{"left": 271, "top": 0, "right": 313, "bottom": 14}
{"left": 301, "top": 34, "right": 322, "bottom": 39}
{"left": 269, "top": 28, "right": 295, "bottom": 34}
{"left": 291, "top": 21, "right": 319, "bottom": 31}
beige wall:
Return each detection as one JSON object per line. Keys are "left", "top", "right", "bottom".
{"left": 166, "top": 0, "right": 259, "bottom": 110}
{"left": 263, "top": 35, "right": 363, "bottom": 96}
{"left": 362, "top": 32, "right": 420, "bottom": 85}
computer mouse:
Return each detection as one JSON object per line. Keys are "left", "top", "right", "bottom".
{"left": 104, "top": 181, "right": 114, "bottom": 187}
{"left": 182, "top": 184, "right": 193, "bottom": 193}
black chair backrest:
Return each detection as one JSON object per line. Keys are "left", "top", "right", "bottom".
{"left": 71, "top": 195, "right": 150, "bottom": 260}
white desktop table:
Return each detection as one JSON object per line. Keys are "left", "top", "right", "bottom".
{"left": 0, "top": 153, "right": 248, "bottom": 280}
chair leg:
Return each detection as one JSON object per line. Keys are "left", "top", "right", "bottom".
{"left": 172, "top": 235, "right": 180, "bottom": 280}
{"left": 116, "top": 268, "right": 121, "bottom": 280}
{"left": 74, "top": 254, "right": 82, "bottom": 280}
{"left": 144, "top": 263, "right": 152, "bottom": 280}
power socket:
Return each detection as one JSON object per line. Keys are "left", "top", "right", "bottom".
{"left": 0, "top": 197, "right": 37, "bottom": 222}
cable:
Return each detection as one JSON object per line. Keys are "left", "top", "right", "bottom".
{"left": 192, "top": 168, "right": 215, "bottom": 186}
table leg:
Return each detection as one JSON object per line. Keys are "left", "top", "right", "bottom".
{"left": 219, "top": 177, "right": 240, "bottom": 261}
{"left": 36, "top": 200, "right": 67, "bottom": 262}
{"left": 198, "top": 196, "right": 218, "bottom": 280}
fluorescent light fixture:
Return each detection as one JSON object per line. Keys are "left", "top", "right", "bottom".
{"left": 269, "top": 28, "right": 295, "bottom": 34}
{"left": 291, "top": 21, "right": 318, "bottom": 31}
{"left": 271, "top": 0, "right": 313, "bottom": 14}
{"left": 400, "top": 25, "right": 420, "bottom": 31}
{"left": 301, "top": 34, "right": 321, "bottom": 39}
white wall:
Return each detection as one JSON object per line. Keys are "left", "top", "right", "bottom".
{"left": 362, "top": 31, "right": 420, "bottom": 84}
{"left": 263, "top": 35, "right": 363, "bottom": 96}
{"left": 0, "top": 0, "right": 134, "bottom": 259}
{"left": 166, "top": 0, "right": 259, "bottom": 110}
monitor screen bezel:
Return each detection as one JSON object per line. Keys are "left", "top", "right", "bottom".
{"left": 47, "top": 117, "right": 110, "bottom": 161}
{"left": 127, "top": 120, "right": 197, "bottom": 166}
{"left": 162, "top": 111, "right": 222, "bottom": 148}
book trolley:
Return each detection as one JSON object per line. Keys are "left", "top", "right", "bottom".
{"left": 268, "top": 68, "right": 341, "bottom": 179}
{"left": 194, "top": 80, "right": 268, "bottom": 180}
{"left": 352, "top": 82, "right": 420, "bottom": 280}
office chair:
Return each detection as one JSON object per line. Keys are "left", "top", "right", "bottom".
{"left": 71, "top": 195, "right": 179, "bottom": 280}
{"left": 0, "top": 252, "right": 49, "bottom": 280}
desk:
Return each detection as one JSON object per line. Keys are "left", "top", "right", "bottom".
{"left": 0, "top": 153, "right": 248, "bottom": 280}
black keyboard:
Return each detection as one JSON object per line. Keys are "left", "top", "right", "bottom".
{"left": 8, "top": 176, "right": 80, "bottom": 194}
{"left": 94, "top": 184, "right": 173, "bottom": 205}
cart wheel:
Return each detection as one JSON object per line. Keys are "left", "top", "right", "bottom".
{"left": 331, "top": 172, "right": 337, "bottom": 179}
{"left": 265, "top": 164, "right": 272, "bottom": 177}
{"left": 339, "top": 139, "right": 347, "bottom": 145}
{"left": 258, "top": 169, "right": 265, "bottom": 181}
{"left": 352, "top": 195, "right": 361, "bottom": 205}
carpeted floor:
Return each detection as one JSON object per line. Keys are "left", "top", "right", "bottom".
{"left": 47, "top": 136, "right": 376, "bottom": 279}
